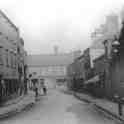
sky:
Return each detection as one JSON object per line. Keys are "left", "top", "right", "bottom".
{"left": 0, "top": 0, "right": 124, "bottom": 54}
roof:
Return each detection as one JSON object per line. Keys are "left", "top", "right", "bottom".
{"left": 27, "top": 53, "right": 74, "bottom": 67}
{"left": 85, "top": 75, "right": 99, "bottom": 84}
{"left": 0, "top": 10, "right": 18, "bottom": 31}
{"left": 93, "top": 54, "right": 105, "bottom": 63}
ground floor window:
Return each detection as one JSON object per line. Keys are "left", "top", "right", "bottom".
{"left": 56, "top": 78, "right": 66, "bottom": 85}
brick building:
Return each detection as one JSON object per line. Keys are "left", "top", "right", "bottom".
{"left": 67, "top": 48, "right": 92, "bottom": 91}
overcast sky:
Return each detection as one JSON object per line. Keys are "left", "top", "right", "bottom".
{"left": 0, "top": 0, "right": 124, "bottom": 54}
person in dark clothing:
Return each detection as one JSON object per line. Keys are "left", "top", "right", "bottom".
{"left": 33, "top": 79, "right": 39, "bottom": 97}
{"left": 43, "top": 84, "right": 47, "bottom": 95}
{"left": 35, "top": 86, "right": 38, "bottom": 97}
{"left": 24, "top": 78, "right": 28, "bottom": 94}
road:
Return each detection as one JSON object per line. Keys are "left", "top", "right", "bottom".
{"left": 0, "top": 89, "right": 121, "bottom": 124}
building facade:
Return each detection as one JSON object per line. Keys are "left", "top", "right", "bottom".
{"left": 0, "top": 10, "right": 27, "bottom": 103}
{"left": 27, "top": 53, "right": 74, "bottom": 88}
{"left": 107, "top": 22, "right": 124, "bottom": 98}
{"left": 67, "top": 48, "right": 92, "bottom": 91}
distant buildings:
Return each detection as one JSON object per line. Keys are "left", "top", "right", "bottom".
{"left": 27, "top": 51, "right": 76, "bottom": 88}
{"left": 66, "top": 11, "right": 124, "bottom": 100}
{"left": 67, "top": 48, "right": 92, "bottom": 91}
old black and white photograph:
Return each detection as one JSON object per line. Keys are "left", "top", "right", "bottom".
{"left": 0, "top": 0, "right": 124, "bottom": 124}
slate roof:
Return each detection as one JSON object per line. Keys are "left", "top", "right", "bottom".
{"left": 27, "top": 53, "right": 74, "bottom": 67}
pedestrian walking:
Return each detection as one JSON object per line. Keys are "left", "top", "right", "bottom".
{"left": 43, "top": 83, "right": 47, "bottom": 95}
{"left": 24, "top": 78, "right": 28, "bottom": 94}
{"left": 33, "top": 79, "right": 39, "bottom": 98}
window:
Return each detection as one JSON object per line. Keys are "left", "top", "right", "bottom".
{"left": 13, "top": 53, "right": 16, "bottom": 68}
{"left": 10, "top": 52, "right": 13, "bottom": 68}
{"left": 0, "top": 47, "right": 3, "bottom": 65}
{"left": 8, "top": 51, "right": 11, "bottom": 67}
{"left": 12, "top": 52, "right": 16, "bottom": 68}
{"left": 6, "top": 50, "right": 9, "bottom": 67}
{"left": 14, "top": 54, "right": 16, "bottom": 68}
{"left": 84, "top": 62, "right": 90, "bottom": 69}
{"left": 17, "top": 47, "right": 20, "bottom": 53}
{"left": 12, "top": 53, "right": 15, "bottom": 68}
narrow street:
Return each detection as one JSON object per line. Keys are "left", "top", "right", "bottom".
{"left": 0, "top": 89, "right": 120, "bottom": 124}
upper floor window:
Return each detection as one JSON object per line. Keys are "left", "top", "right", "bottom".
{"left": 6, "top": 49, "right": 9, "bottom": 67}
{"left": 17, "top": 47, "right": 20, "bottom": 53}
{"left": 10, "top": 52, "right": 13, "bottom": 68}
{"left": 14, "top": 54, "right": 16, "bottom": 68}
{"left": 0, "top": 47, "right": 3, "bottom": 65}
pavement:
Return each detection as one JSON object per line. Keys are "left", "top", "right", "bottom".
{"left": 2, "top": 94, "right": 24, "bottom": 107}
{"left": 0, "top": 89, "right": 118, "bottom": 124}
{"left": 0, "top": 87, "right": 121, "bottom": 124}
{"left": 74, "top": 92, "right": 124, "bottom": 122}
{"left": 52, "top": 85, "right": 124, "bottom": 122}
{"left": 0, "top": 90, "right": 35, "bottom": 119}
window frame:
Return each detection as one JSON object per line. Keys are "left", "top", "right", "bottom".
{"left": 5, "top": 49, "right": 9, "bottom": 67}
{"left": 0, "top": 46, "right": 3, "bottom": 65}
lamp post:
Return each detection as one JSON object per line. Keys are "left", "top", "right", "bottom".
{"left": 112, "top": 39, "right": 123, "bottom": 116}
{"left": 111, "top": 39, "right": 120, "bottom": 56}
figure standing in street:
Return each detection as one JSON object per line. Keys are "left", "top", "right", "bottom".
{"left": 43, "top": 83, "right": 47, "bottom": 95}
{"left": 24, "top": 78, "right": 28, "bottom": 94}
{"left": 34, "top": 79, "right": 39, "bottom": 98}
